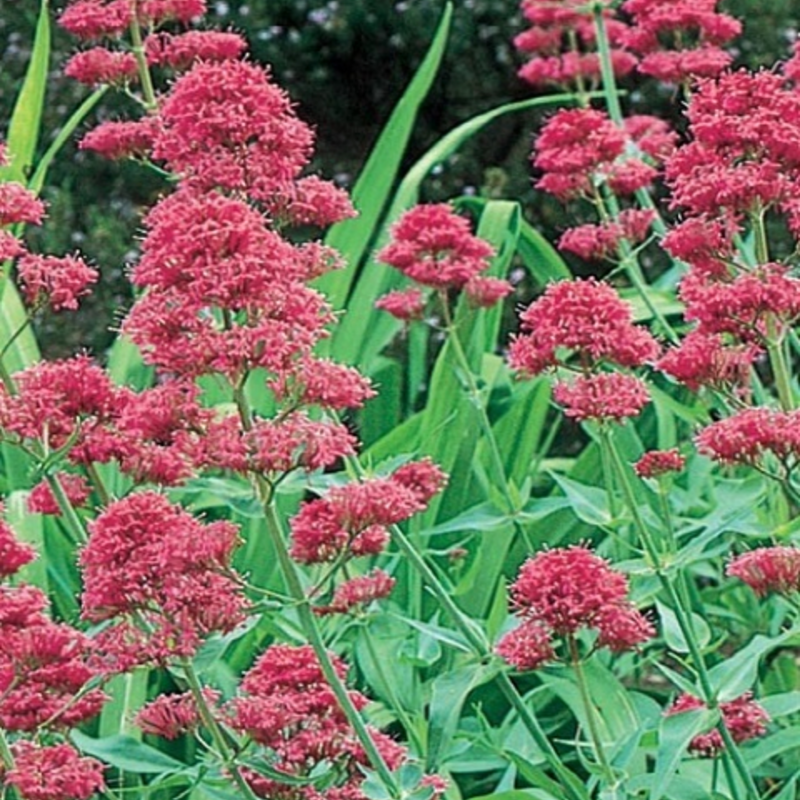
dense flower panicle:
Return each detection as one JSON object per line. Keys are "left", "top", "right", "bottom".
{"left": 534, "top": 109, "right": 625, "bottom": 201}
{"left": 233, "top": 644, "right": 406, "bottom": 799}
{"left": 64, "top": 47, "right": 138, "bottom": 85}
{"left": 80, "top": 492, "right": 246, "bottom": 663}
{"left": 27, "top": 474, "right": 92, "bottom": 516}
{"left": 16, "top": 253, "right": 99, "bottom": 311}
{"left": 514, "top": 1, "right": 636, "bottom": 90}
{"left": 5, "top": 743, "right": 105, "bottom": 800}
{"left": 727, "top": 546, "right": 800, "bottom": 596}
{"left": 0, "top": 585, "right": 49, "bottom": 628}
{"left": 0, "top": 508, "right": 36, "bottom": 576}
{"left": 315, "top": 569, "right": 396, "bottom": 616}
{"left": 58, "top": 0, "right": 133, "bottom": 39}
{"left": 495, "top": 620, "right": 555, "bottom": 671}
{"left": 0, "top": 182, "right": 46, "bottom": 227}
{"left": 0, "top": 618, "right": 107, "bottom": 731}
{"left": 290, "top": 462, "right": 445, "bottom": 564}
{"left": 621, "top": 0, "right": 740, "bottom": 83}
{"left": 666, "top": 693, "right": 769, "bottom": 757}
{"left": 145, "top": 31, "right": 247, "bottom": 68}
{"left": 464, "top": 275, "right": 514, "bottom": 308}
{"left": 138, "top": 0, "right": 207, "bottom": 25}
{"left": 553, "top": 373, "right": 651, "bottom": 421}
{"left": 679, "top": 266, "right": 800, "bottom": 342}
{"left": 498, "top": 546, "right": 652, "bottom": 672}
{"left": 273, "top": 357, "right": 375, "bottom": 410}
{"left": 558, "top": 210, "right": 655, "bottom": 261}
{"left": 667, "top": 71, "right": 800, "bottom": 225}
{"left": 661, "top": 215, "right": 738, "bottom": 277}
{"left": 508, "top": 278, "right": 660, "bottom": 376}
{"left": 374, "top": 288, "right": 426, "bottom": 320}
{"left": 0, "top": 230, "right": 25, "bottom": 261}
{"left": 0, "top": 356, "right": 120, "bottom": 450}
{"left": 79, "top": 118, "right": 158, "bottom": 161}
{"left": 695, "top": 408, "right": 800, "bottom": 467}
{"left": 656, "top": 331, "right": 760, "bottom": 391}
{"left": 135, "top": 689, "right": 218, "bottom": 739}
{"left": 377, "top": 204, "right": 494, "bottom": 291}
{"left": 264, "top": 175, "right": 356, "bottom": 228}
{"left": 153, "top": 60, "right": 313, "bottom": 199}
{"left": 634, "top": 448, "right": 686, "bottom": 478}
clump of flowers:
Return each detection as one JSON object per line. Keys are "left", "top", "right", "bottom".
{"left": 727, "top": 546, "right": 800, "bottom": 596}
{"left": 497, "top": 546, "right": 653, "bottom": 671}
{"left": 375, "top": 203, "right": 511, "bottom": 318}
{"left": 621, "top": 0, "right": 741, "bottom": 84}
{"left": 634, "top": 448, "right": 686, "bottom": 478}
{"left": 5, "top": 742, "right": 106, "bottom": 800}
{"left": 508, "top": 278, "right": 659, "bottom": 421}
{"left": 290, "top": 459, "right": 446, "bottom": 564}
{"left": 665, "top": 693, "right": 769, "bottom": 758}
{"left": 80, "top": 491, "right": 246, "bottom": 667}
{"left": 231, "top": 644, "right": 407, "bottom": 799}
{"left": 514, "top": 0, "right": 636, "bottom": 90}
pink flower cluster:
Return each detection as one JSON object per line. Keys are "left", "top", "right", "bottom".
{"left": 666, "top": 693, "right": 769, "bottom": 758}
{"left": 514, "top": 0, "right": 636, "bottom": 89}
{"left": 290, "top": 459, "right": 446, "bottom": 564}
{"left": 496, "top": 546, "right": 653, "bottom": 671}
{"left": 508, "top": 278, "right": 658, "bottom": 421}
{"left": 621, "top": 0, "right": 741, "bottom": 84}
{"left": 0, "top": 514, "right": 108, "bottom": 800}
{"left": 633, "top": 448, "right": 685, "bottom": 478}
{"left": 375, "top": 204, "right": 511, "bottom": 319}
{"left": 231, "top": 644, "right": 407, "bottom": 800}
{"left": 80, "top": 492, "right": 246, "bottom": 667}
{"left": 727, "top": 546, "right": 800, "bottom": 596}
{"left": 0, "top": 149, "right": 97, "bottom": 312}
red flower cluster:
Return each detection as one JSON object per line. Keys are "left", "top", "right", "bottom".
{"left": 80, "top": 492, "right": 246, "bottom": 666}
{"left": 232, "top": 644, "right": 406, "bottom": 800}
{"left": 633, "top": 448, "right": 685, "bottom": 478}
{"left": 514, "top": 0, "right": 636, "bottom": 90}
{"left": 558, "top": 209, "right": 655, "bottom": 262}
{"left": 497, "top": 546, "right": 653, "bottom": 671}
{"left": 375, "top": 204, "right": 510, "bottom": 315}
{"left": 666, "top": 693, "right": 769, "bottom": 758}
{"left": 695, "top": 408, "right": 800, "bottom": 469}
{"left": 135, "top": 688, "right": 218, "bottom": 740}
{"left": 59, "top": 0, "right": 205, "bottom": 40}
{"left": 509, "top": 279, "right": 658, "bottom": 421}
{"left": 315, "top": 569, "right": 396, "bottom": 616}
{"left": 290, "top": 459, "right": 446, "bottom": 564}
{"left": 727, "top": 546, "right": 800, "bottom": 596}
{"left": 534, "top": 109, "right": 670, "bottom": 203}
{"left": 621, "top": 0, "right": 741, "bottom": 83}
{"left": 5, "top": 742, "right": 105, "bottom": 800}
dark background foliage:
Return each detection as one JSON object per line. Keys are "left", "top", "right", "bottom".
{"left": 1, "top": 0, "right": 798, "bottom": 356}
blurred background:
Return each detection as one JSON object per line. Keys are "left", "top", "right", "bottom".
{"left": 1, "top": 0, "right": 798, "bottom": 357}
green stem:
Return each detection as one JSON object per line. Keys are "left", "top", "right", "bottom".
{"left": 129, "top": 15, "right": 158, "bottom": 111}
{"left": 388, "top": 519, "right": 586, "bottom": 800}
{"left": 0, "top": 356, "right": 15, "bottom": 394}
{"left": 766, "top": 326, "right": 794, "bottom": 412}
{"left": 568, "top": 636, "right": 616, "bottom": 787}
{"left": 601, "top": 429, "right": 761, "bottom": 800}
{"left": 85, "top": 461, "right": 111, "bottom": 507}
{"left": 181, "top": 659, "right": 260, "bottom": 800}
{"left": 260, "top": 500, "right": 402, "bottom": 799}
{"left": 361, "top": 623, "right": 426, "bottom": 756}
{"left": 46, "top": 473, "right": 88, "bottom": 544}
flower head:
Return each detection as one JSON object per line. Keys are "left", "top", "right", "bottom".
{"left": 727, "top": 546, "right": 800, "bottom": 596}
{"left": 6, "top": 743, "right": 105, "bottom": 800}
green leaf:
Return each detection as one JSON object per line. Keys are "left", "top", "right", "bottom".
{"left": 71, "top": 731, "right": 188, "bottom": 774}
{"left": 743, "top": 726, "right": 800, "bottom": 769}
{"left": 97, "top": 670, "right": 149, "bottom": 739}
{"left": 708, "top": 630, "right": 798, "bottom": 701}
{"left": 427, "top": 663, "right": 496, "bottom": 770}
{"left": 0, "top": 0, "right": 50, "bottom": 184}
{"left": 550, "top": 473, "right": 612, "bottom": 526}
{"left": 656, "top": 601, "right": 711, "bottom": 654}
{"left": 650, "top": 708, "right": 718, "bottom": 800}
{"left": 27, "top": 87, "right": 108, "bottom": 194}
{"left": 516, "top": 216, "right": 571, "bottom": 284}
